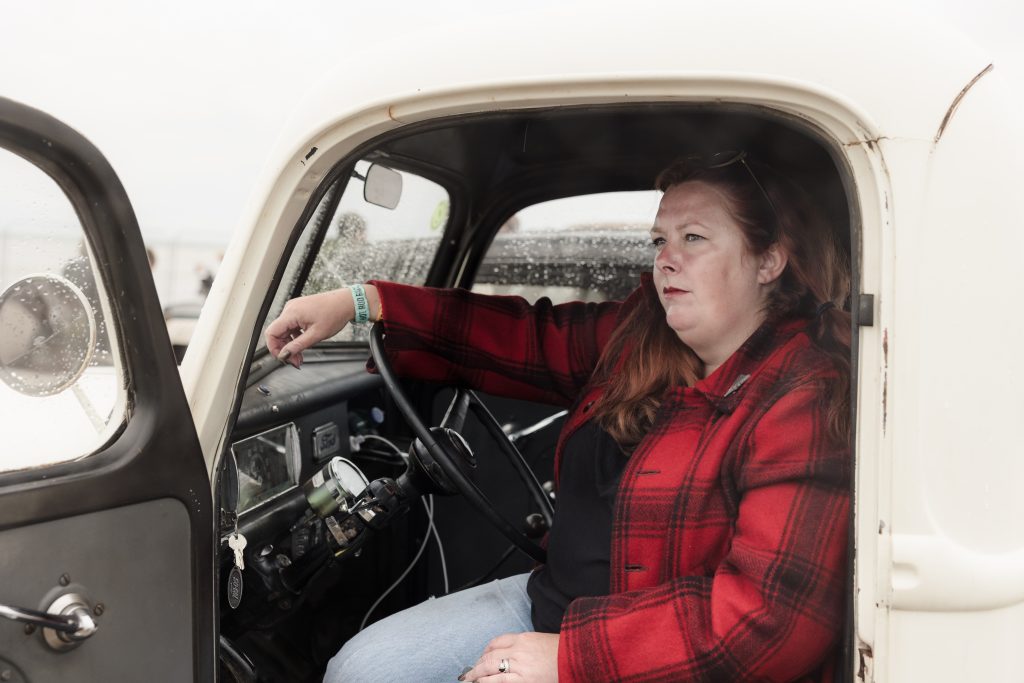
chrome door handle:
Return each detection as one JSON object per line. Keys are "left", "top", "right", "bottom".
{"left": 0, "top": 593, "right": 98, "bottom": 649}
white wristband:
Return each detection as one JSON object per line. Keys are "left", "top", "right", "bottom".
{"left": 349, "top": 284, "right": 370, "bottom": 323}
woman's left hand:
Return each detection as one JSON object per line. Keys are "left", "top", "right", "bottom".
{"left": 460, "top": 632, "right": 559, "bottom": 682}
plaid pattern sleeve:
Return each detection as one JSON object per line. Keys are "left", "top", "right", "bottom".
{"left": 558, "top": 327, "right": 850, "bottom": 682}
{"left": 368, "top": 280, "right": 630, "bottom": 406}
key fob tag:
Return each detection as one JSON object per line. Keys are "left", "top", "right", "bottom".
{"left": 227, "top": 565, "right": 244, "bottom": 609}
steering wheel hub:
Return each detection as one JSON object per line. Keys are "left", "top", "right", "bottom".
{"left": 442, "top": 428, "right": 476, "bottom": 469}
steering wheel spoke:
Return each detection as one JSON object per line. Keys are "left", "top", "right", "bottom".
{"left": 440, "top": 389, "right": 472, "bottom": 432}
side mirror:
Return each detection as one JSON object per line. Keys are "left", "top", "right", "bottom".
{"left": 363, "top": 164, "right": 403, "bottom": 209}
{"left": 0, "top": 274, "right": 96, "bottom": 396}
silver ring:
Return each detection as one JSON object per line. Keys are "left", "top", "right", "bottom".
{"left": 498, "top": 658, "right": 510, "bottom": 674}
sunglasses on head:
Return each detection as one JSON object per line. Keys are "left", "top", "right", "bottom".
{"left": 688, "top": 150, "right": 781, "bottom": 233}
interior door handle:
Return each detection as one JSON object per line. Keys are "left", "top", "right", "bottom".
{"left": 0, "top": 593, "right": 98, "bottom": 649}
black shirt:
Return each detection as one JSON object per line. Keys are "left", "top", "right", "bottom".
{"left": 527, "top": 420, "right": 628, "bottom": 633}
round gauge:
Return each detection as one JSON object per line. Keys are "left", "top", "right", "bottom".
{"left": 302, "top": 457, "right": 370, "bottom": 518}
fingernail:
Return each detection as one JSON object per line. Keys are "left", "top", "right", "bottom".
{"left": 458, "top": 665, "right": 472, "bottom": 681}
{"left": 277, "top": 349, "right": 291, "bottom": 363}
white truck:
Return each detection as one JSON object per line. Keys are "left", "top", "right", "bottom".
{"left": 0, "top": 4, "right": 1020, "bottom": 681}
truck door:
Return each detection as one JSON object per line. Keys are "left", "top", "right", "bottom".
{"left": 0, "top": 97, "right": 215, "bottom": 682}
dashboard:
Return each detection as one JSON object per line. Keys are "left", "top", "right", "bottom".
{"left": 218, "top": 344, "right": 564, "bottom": 680}
{"left": 220, "top": 347, "right": 412, "bottom": 636}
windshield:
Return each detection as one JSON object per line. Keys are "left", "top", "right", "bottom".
{"left": 259, "top": 160, "right": 449, "bottom": 348}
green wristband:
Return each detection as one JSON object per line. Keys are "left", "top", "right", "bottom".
{"left": 349, "top": 284, "right": 370, "bottom": 323}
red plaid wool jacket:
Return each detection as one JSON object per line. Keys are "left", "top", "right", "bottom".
{"left": 371, "top": 276, "right": 849, "bottom": 683}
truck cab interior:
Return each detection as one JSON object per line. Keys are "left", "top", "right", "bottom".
{"left": 218, "top": 103, "right": 855, "bottom": 681}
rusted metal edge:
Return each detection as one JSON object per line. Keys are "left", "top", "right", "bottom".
{"left": 934, "top": 63, "right": 994, "bottom": 143}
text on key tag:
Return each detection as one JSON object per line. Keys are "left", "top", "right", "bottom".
{"left": 227, "top": 565, "right": 243, "bottom": 609}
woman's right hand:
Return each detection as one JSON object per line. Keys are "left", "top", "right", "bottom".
{"left": 265, "top": 285, "right": 379, "bottom": 367}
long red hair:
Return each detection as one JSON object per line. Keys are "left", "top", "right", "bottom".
{"left": 589, "top": 157, "right": 851, "bottom": 451}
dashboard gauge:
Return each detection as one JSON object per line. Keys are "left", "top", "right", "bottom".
{"left": 302, "top": 456, "right": 369, "bottom": 518}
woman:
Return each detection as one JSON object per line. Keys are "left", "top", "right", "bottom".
{"left": 266, "top": 153, "right": 851, "bottom": 682}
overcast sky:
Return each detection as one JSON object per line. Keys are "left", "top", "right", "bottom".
{"left": 3, "top": 0, "right": 1022, "bottom": 250}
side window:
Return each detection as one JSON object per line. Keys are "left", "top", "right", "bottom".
{"left": 472, "top": 192, "right": 659, "bottom": 304}
{"left": 0, "top": 148, "right": 125, "bottom": 473}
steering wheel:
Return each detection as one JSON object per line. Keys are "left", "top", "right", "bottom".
{"left": 369, "top": 323, "right": 554, "bottom": 563}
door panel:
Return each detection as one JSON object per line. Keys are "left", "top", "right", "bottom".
{"left": 0, "top": 500, "right": 192, "bottom": 680}
{"left": 0, "top": 98, "right": 214, "bottom": 681}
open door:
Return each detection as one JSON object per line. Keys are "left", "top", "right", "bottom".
{"left": 0, "top": 98, "right": 214, "bottom": 681}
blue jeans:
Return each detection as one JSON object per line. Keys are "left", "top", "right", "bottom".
{"left": 324, "top": 573, "right": 533, "bottom": 682}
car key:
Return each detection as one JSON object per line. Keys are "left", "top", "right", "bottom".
{"left": 228, "top": 532, "right": 247, "bottom": 571}
{"left": 226, "top": 532, "right": 247, "bottom": 609}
